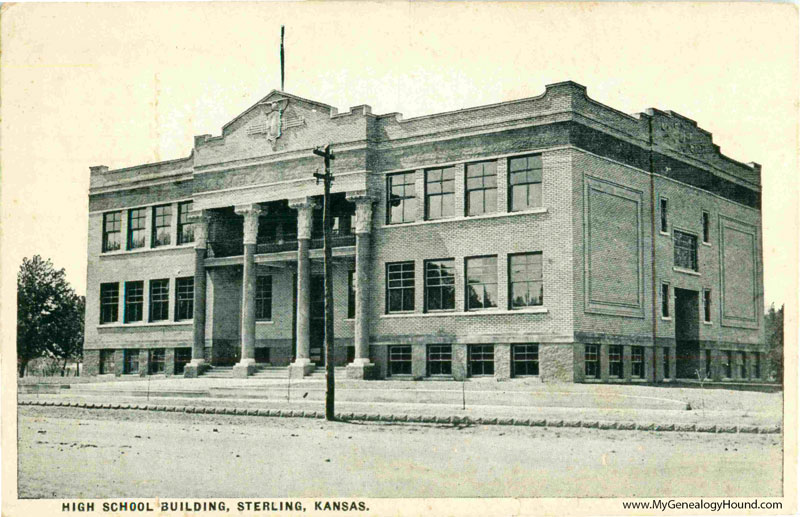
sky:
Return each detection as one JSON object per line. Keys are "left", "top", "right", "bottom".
{"left": 1, "top": 2, "right": 797, "bottom": 311}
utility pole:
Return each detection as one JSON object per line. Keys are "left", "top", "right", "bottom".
{"left": 313, "top": 144, "right": 336, "bottom": 420}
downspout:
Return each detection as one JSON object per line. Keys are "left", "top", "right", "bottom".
{"left": 647, "top": 114, "right": 658, "bottom": 382}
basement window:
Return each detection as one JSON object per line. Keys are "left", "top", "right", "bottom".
{"left": 468, "top": 344, "right": 494, "bottom": 377}
{"left": 427, "top": 344, "right": 452, "bottom": 376}
{"left": 512, "top": 344, "right": 539, "bottom": 377}
{"left": 388, "top": 345, "right": 412, "bottom": 376}
{"left": 631, "top": 346, "right": 644, "bottom": 379}
{"left": 609, "top": 345, "right": 623, "bottom": 378}
{"left": 584, "top": 344, "right": 599, "bottom": 379}
{"left": 149, "top": 349, "right": 165, "bottom": 374}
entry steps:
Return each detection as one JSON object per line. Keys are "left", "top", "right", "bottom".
{"left": 200, "top": 365, "right": 345, "bottom": 379}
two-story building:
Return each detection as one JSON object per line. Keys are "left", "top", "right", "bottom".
{"left": 83, "top": 81, "right": 766, "bottom": 383}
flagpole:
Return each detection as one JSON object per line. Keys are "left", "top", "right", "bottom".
{"left": 280, "top": 26, "right": 285, "bottom": 91}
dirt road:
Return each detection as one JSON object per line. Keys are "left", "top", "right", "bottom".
{"left": 18, "top": 406, "right": 782, "bottom": 498}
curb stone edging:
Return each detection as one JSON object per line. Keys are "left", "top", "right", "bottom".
{"left": 21, "top": 400, "right": 782, "bottom": 435}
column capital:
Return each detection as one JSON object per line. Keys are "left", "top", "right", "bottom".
{"left": 188, "top": 209, "right": 213, "bottom": 249}
{"left": 235, "top": 204, "right": 262, "bottom": 245}
{"left": 347, "top": 192, "right": 377, "bottom": 234}
{"left": 288, "top": 197, "right": 319, "bottom": 240}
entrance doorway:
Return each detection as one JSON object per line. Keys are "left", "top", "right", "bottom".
{"left": 310, "top": 275, "right": 325, "bottom": 366}
{"left": 674, "top": 288, "right": 700, "bottom": 379}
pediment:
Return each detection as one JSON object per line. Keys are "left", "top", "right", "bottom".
{"left": 221, "top": 90, "right": 336, "bottom": 141}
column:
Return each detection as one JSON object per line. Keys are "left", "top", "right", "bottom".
{"left": 233, "top": 204, "right": 261, "bottom": 378}
{"left": 184, "top": 210, "right": 211, "bottom": 378}
{"left": 346, "top": 193, "right": 378, "bottom": 379}
{"left": 288, "top": 197, "right": 318, "bottom": 378}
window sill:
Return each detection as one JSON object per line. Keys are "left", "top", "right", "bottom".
{"left": 703, "top": 321, "right": 714, "bottom": 326}
{"left": 659, "top": 231, "right": 670, "bottom": 237}
{"left": 381, "top": 307, "right": 548, "bottom": 318}
{"left": 344, "top": 318, "right": 355, "bottom": 322}
{"left": 381, "top": 207, "right": 548, "bottom": 229}
{"left": 702, "top": 241, "right": 712, "bottom": 247}
{"left": 97, "top": 321, "right": 192, "bottom": 329}
{"left": 256, "top": 321, "right": 274, "bottom": 325}
{"left": 100, "top": 243, "right": 195, "bottom": 257}
{"left": 673, "top": 267, "right": 700, "bottom": 276}
{"left": 661, "top": 316, "right": 672, "bottom": 321}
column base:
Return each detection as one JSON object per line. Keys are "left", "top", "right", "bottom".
{"left": 289, "top": 358, "right": 315, "bottom": 379}
{"left": 183, "top": 360, "right": 208, "bottom": 378}
{"left": 346, "top": 359, "right": 378, "bottom": 380}
{"left": 232, "top": 359, "right": 256, "bottom": 378}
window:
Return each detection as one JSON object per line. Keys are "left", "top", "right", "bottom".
{"left": 177, "top": 201, "right": 194, "bottom": 245}
{"left": 665, "top": 347, "right": 672, "bottom": 379}
{"left": 705, "top": 350, "right": 712, "bottom": 379}
{"left": 737, "top": 351, "right": 747, "bottom": 378}
{"left": 124, "top": 281, "right": 144, "bottom": 323}
{"left": 509, "top": 252, "right": 543, "bottom": 309}
{"left": 703, "top": 289, "right": 712, "bottom": 323}
{"left": 149, "top": 279, "right": 169, "bottom": 322}
{"left": 754, "top": 352, "right": 761, "bottom": 379}
{"left": 427, "top": 344, "right": 452, "bottom": 376}
{"left": 386, "top": 262, "right": 415, "bottom": 313}
{"left": 723, "top": 350, "right": 733, "bottom": 378}
{"left": 661, "top": 283, "right": 671, "bottom": 318}
{"left": 99, "top": 283, "right": 119, "bottom": 324}
{"left": 151, "top": 205, "right": 172, "bottom": 247}
{"left": 388, "top": 345, "right": 412, "bottom": 376}
{"left": 609, "top": 345, "right": 623, "bottom": 378}
{"left": 102, "top": 211, "right": 122, "bottom": 252}
{"left": 99, "top": 350, "right": 115, "bottom": 375}
{"left": 632, "top": 346, "right": 644, "bottom": 379}
{"left": 508, "top": 155, "right": 542, "bottom": 211}
{"left": 387, "top": 172, "right": 416, "bottom": 224}
{"left": 175, "top": 277, "right": 194, "bottom": 321}
{"left": 468, "top": 345, "right": 494, "bottom": 376}
{"left": 659, "top": 197, "right": 669, "bottom": 233}
{"left": 512, "top": 344, "right": 539, "bottom": 377}
{"left": 425, "top": 167, "right": 455, "bottom": 220}
{"left": 255, "top": 276, "right": 272, "bottom": 321}
{"left": 466, "top": 161, "right": 497, "bottom": 216}
{"left": 123, "top": 349, "right": 139, "bottom": 374}
{"left": 585, "top": 344, "right": 599, "bottom": 379}
{"left": 702, "top": 211, "right": 710, "bottom": 243}
{"left": 174, "top": 347, "right": 192, "bottom": 375}
{"left": 466, "top": 256, "right": 497, "bottom": 310}
{"left": 674, "top": 230, "right": 698, "bottom": 271}
{"left": 127, "top": 208, "right": 147, "bottom": 250}
{"left": 425, "top": 259, "right": 455, "bottom": 312}
{"left": 347, "top": 270, "right": 356, "bottom": 319}
{"left": 149, "top": 349, "right": 165, "bottom": 374}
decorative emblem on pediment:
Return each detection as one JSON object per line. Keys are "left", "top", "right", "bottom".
{"left": 656, "top": 117, "right": 713, "bottom": 156}
{"left": 247, "top": 98, "right": 290, "bottom": 150}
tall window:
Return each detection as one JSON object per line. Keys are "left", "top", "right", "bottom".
{"left": 99, "top": 282, "right": 119, "bottom": 324}
{"left": 703, "top": 289, "right": 712, "bottom": 323}
{"left": 124, "top": 281, "right": 144, "bottom": 323}
{"left": 424, "top": 259, "right": 455, "bottom": 312}
{"left": 508, "top": 155, "right": 542, "bottom": 211}
{"left": 123, "top": 349, "right": 139, "bottom": 374}
{"left": 149, "top": 279, "right": 169, "bottom": 322}
{"left": 754, "top": 352, "right": 761, "bottom": 379}
{"left": 425, "top": 167, "right": 455, "bottom": 220}
{"left": 177, "top": 201, "right": 194, "bottom": 245}
{"left": 585, "top": 344, "right": 599, "bottom": 379}
{"left": 509, "top": 252, "right": 543, "bottom": 309}
{"left": 609, "top": 345, "right": 623, "bottom": 378}
{"left": 387, "top": 172, "right": 416, "bottom": 224}
{"left": 659, "top": 197, "right": 669, "bottom": 233}
{"left": 468, "top": 345, "right": 494, "bottom": 376}
{"left": 723, "top": 350, "right": 733, "bottom": 378}
{"left": 466, "top": 256, "right": 497, "bottom": 310}
{"left": 512, "top": 344, "right": 539, "bottom": 377}
{"left": 702, "top": 211, "right": 710, "bottom": 243}
{"left": 255, "top": 276, "right": 273, "bottom": 321}
{"left": 665, "top": 347, "right": 672, "bottom": 379}
{"left": 737, "top": 351, "right": 747, "bottom": 378}
{"left": 674, "top": 230, "right": 698, "bottom": 271}
{"left": 427, "top": 344, "right": 452, "bottom": 376}
{"left": 347, "top": 270, "right": 356, "bottom": 319}
{"left": 661, "top": 283, "right": 671, "bottom": 318}
{"left": 152, "top": 205, "right": 172, "bottom": 247}
{"left": 127, "top": 208, "right": 147, "bottom": 250}
{"left": 99, "top": 350, "right": 115, "bottom": 375}
{"left": 149, "top": 349, "right": 166, "bottom": 374}
{"left": 466, "top": 161, "right": 497, "bottom": 216}
{"left": 102, "top": 211, "right": 122, "bottom": 252}
{"left": 175, "top": 277, "right": 194, "bottom": 321}
{"left": 386, "top": 262, "right": 415, "bottom": 313}
{"left": 631, "top": 346, "right": 644, "bottom": 379}
{"left": 388, "top": 345, "right": 412, "bottom": 376}
{"left": 705, "top": 351, "right": 712, "bottom": 379}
